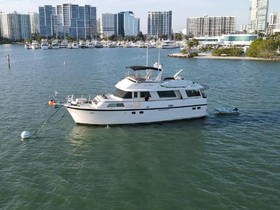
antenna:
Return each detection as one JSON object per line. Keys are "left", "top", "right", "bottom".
{"left": 146, "top": 44, "right": 149, "bottom": 66}
{"left": 157, "top": 47, "right": 161, "bottom": 66}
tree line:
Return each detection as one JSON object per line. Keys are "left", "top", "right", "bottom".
{"left": 245, "top": 34, "right": 280, "bottom": 58}
{"left": 183, "top": 33, "right": 280, "bottom": 58}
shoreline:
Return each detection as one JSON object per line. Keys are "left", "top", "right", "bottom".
{"left": 168, "top": 53, "right": 280, "bottom": 61}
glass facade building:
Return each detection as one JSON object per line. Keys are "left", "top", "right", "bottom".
{"left": 29, "top": 12, "right": 40, "bottom": 34}
{"left": 39, "top": 5, "right": 55, "bottom": 37}
{"left": 39, "top": 4, "right": 97, "bottom": 39}
{"left": 116, "top": 11, "right": 139, "bottom": 37}
{"left": 19, "top": 14, "right": 31, "bottom": 40}
{"left": 248, "top": 0, "right": 269, "bottom": 33}
{"left": 0, "top": 12, "right": 31, "bottom": 41}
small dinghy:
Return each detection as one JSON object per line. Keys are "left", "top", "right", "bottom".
{"left": 215, "top": 107, "right": 239, "bottom": 115}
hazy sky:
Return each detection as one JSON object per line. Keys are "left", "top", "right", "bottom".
{"left": 1, "top": 0, "right": 279, "bottom": 32}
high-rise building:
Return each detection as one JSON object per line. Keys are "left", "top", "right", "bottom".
{"left": 39, "top": 4, "right": 97, "bottom": 39}
{"left": 267, "top": 12, "right": 280, "bottom": 35}
{"left": 55, "top": 4, "right": 96, "bottom": 39}
{"left": 186, "top": 16, "right": 236, "bottom": 37}
{"left": 101, "top": 13, "right": 115, "bottom": 37}
{"left": 248, "top": 0, "right": 269, "bottom": 33}
{"left": 116, "top": 11, "right": 139, "bottom": 37}
{"left": 19, "top": 14, "right": 31, "bottom": 40}
{"left": 1, "top": 13, "right": 19, "bottom": 40}
{"left": 0, "top": 12, "right": 31, "bottom": 40}
{"left": 39, "top": 5, "right": 56, "bottom": 37}
{"left": 269, "top": 12, "right": 280, "bottom": 26}
{"left": 147, "top": 11, "right": 172, "bottom": 38}
{"left": 29, "top": 12, "right": 40, "bottom": 34}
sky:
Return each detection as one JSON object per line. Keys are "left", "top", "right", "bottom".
{"left": 0, "top": 0, "right": 280, "bottom": 33}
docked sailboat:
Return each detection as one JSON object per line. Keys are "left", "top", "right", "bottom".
{"left": 61, "top": 62, "right": 208, "bottom": 125}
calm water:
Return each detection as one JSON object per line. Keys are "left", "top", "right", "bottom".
{"left": 0, "top": 44, "right": 279, "bottom": 210}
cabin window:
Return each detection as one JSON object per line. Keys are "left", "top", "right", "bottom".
{"left": 140, "top": 92, "right": 151, "bottom": 98}
{"left": 113, "top": 88, "right": 132, "bottom": 99}
{"left": 107, "top": 103, "right": 125, "bottom": 107}
{"left": 201, "top": 89, "right": 207, "bottom": 98}
{"left": 157, "top": 91, "right": 176, "bottom": 98}
{"left": 92, "top": 99, "right": 98, "bottom": 105}
{"left": 186, "top": 90, "right": 201, "bottom": 97}
{"left": 134, "top": 92, "right": 138, "bottom": 98}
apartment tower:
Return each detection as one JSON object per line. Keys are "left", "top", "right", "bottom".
{"left": 248, "top": 0, "right": 269, "bottom": 33}
{"left": 267, "top": 12, "right": 280, "bottom": 35}
{"left": 101, "top": 13, "right": 115, "bottom": 37}
{"left": 0, "top": 12, "right": 31, "bottom": 40}
{"left": 187, "top": 16, "right": 236, "bottom": 37}
{"left": 147, "top": 11, "right": 172, "bottom": 38}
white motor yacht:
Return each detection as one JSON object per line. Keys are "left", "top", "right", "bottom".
{"left": 71, "top": 41, "right": 79, "bottom": 49}
{"left": 24, "top": 42, "right": 31, "bottom": 49}
{"left": 31, "top": 40, "right": 40, "bottom": 50}
{"left": 51, "top": 40, "right": 60, "bottom": 49}
{"left": 41, "top": 39, "right": 49, "bottom": 50}
{"left": 61, "top": 63, "right": 208, "bottom": 125}
{"left": 159, "top": 40, "right": 179, "bottom": 49}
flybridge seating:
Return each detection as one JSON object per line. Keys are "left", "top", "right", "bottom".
{"left": 125, "top": 63, "right": 164, "bottom": 82}
{"left": 126, "top": 65, "right": 162, "bottom": 71}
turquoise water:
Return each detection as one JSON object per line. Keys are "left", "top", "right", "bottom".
{"left": 0, "top": 44, "right": 279, "bottom": 209}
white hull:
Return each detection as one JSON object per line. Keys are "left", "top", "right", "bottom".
{"left": 41, "top": 46, "right": 48, "bottom": 50}
{"left": 72, "top": 44, "right": 79, "bottom": 49}
{"left": 52, "top": 46, "right": 60, "bottom": 49}
{"left": 31, "top": 44, "right": 39, "bottom": 50}
{"left": 66, "top": 102, "right": 207, "bottom": 125}
{"left": 160, "top": 45, "right": 178, "bottom": 49}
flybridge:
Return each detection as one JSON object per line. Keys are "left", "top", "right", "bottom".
{"left": 125, "top": 62, "right": 164, "bottom": 83}
{"left": 126, "top": 65, "right": 162, "bottom": 71}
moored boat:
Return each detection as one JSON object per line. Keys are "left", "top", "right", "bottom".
{"left": 71, "top": 41, "right": 79, "bottom": 49}
{"left": 94, "top": 41, "right": 103, "bottom": 48}
{"left": 24, "top": 42, "right": 31, "bottom": 49}
{"left": 41, "top": 39, "right": 49, "bottom": 50}
{"left": 51, "top": 40, "right": 60, "bottom": 49}
{"left": 60, "top": 62, "right": 208, "bottom": 125}
{"left": 215, "top": 107, "right": 239, "bottom": 115}
{"left": 60, "top": 39, "right": 68, "bottom": 48}
{"left": 158, "top": 40, "right": 179, "bottom": 49}
{"left": 31, "top": 40, "right": 39, "bottom": 50}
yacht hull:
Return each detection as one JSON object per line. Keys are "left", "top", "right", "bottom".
{"left": 66, "top": 104, "right": 207, "bottom": 125}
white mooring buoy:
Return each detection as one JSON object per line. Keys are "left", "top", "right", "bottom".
{"left": 21, "top": 131, "right": 31, "bottom": 139}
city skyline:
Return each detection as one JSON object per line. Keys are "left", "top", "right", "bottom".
{"left": 1, "top": 0, "right": 280, "bottom": 33}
